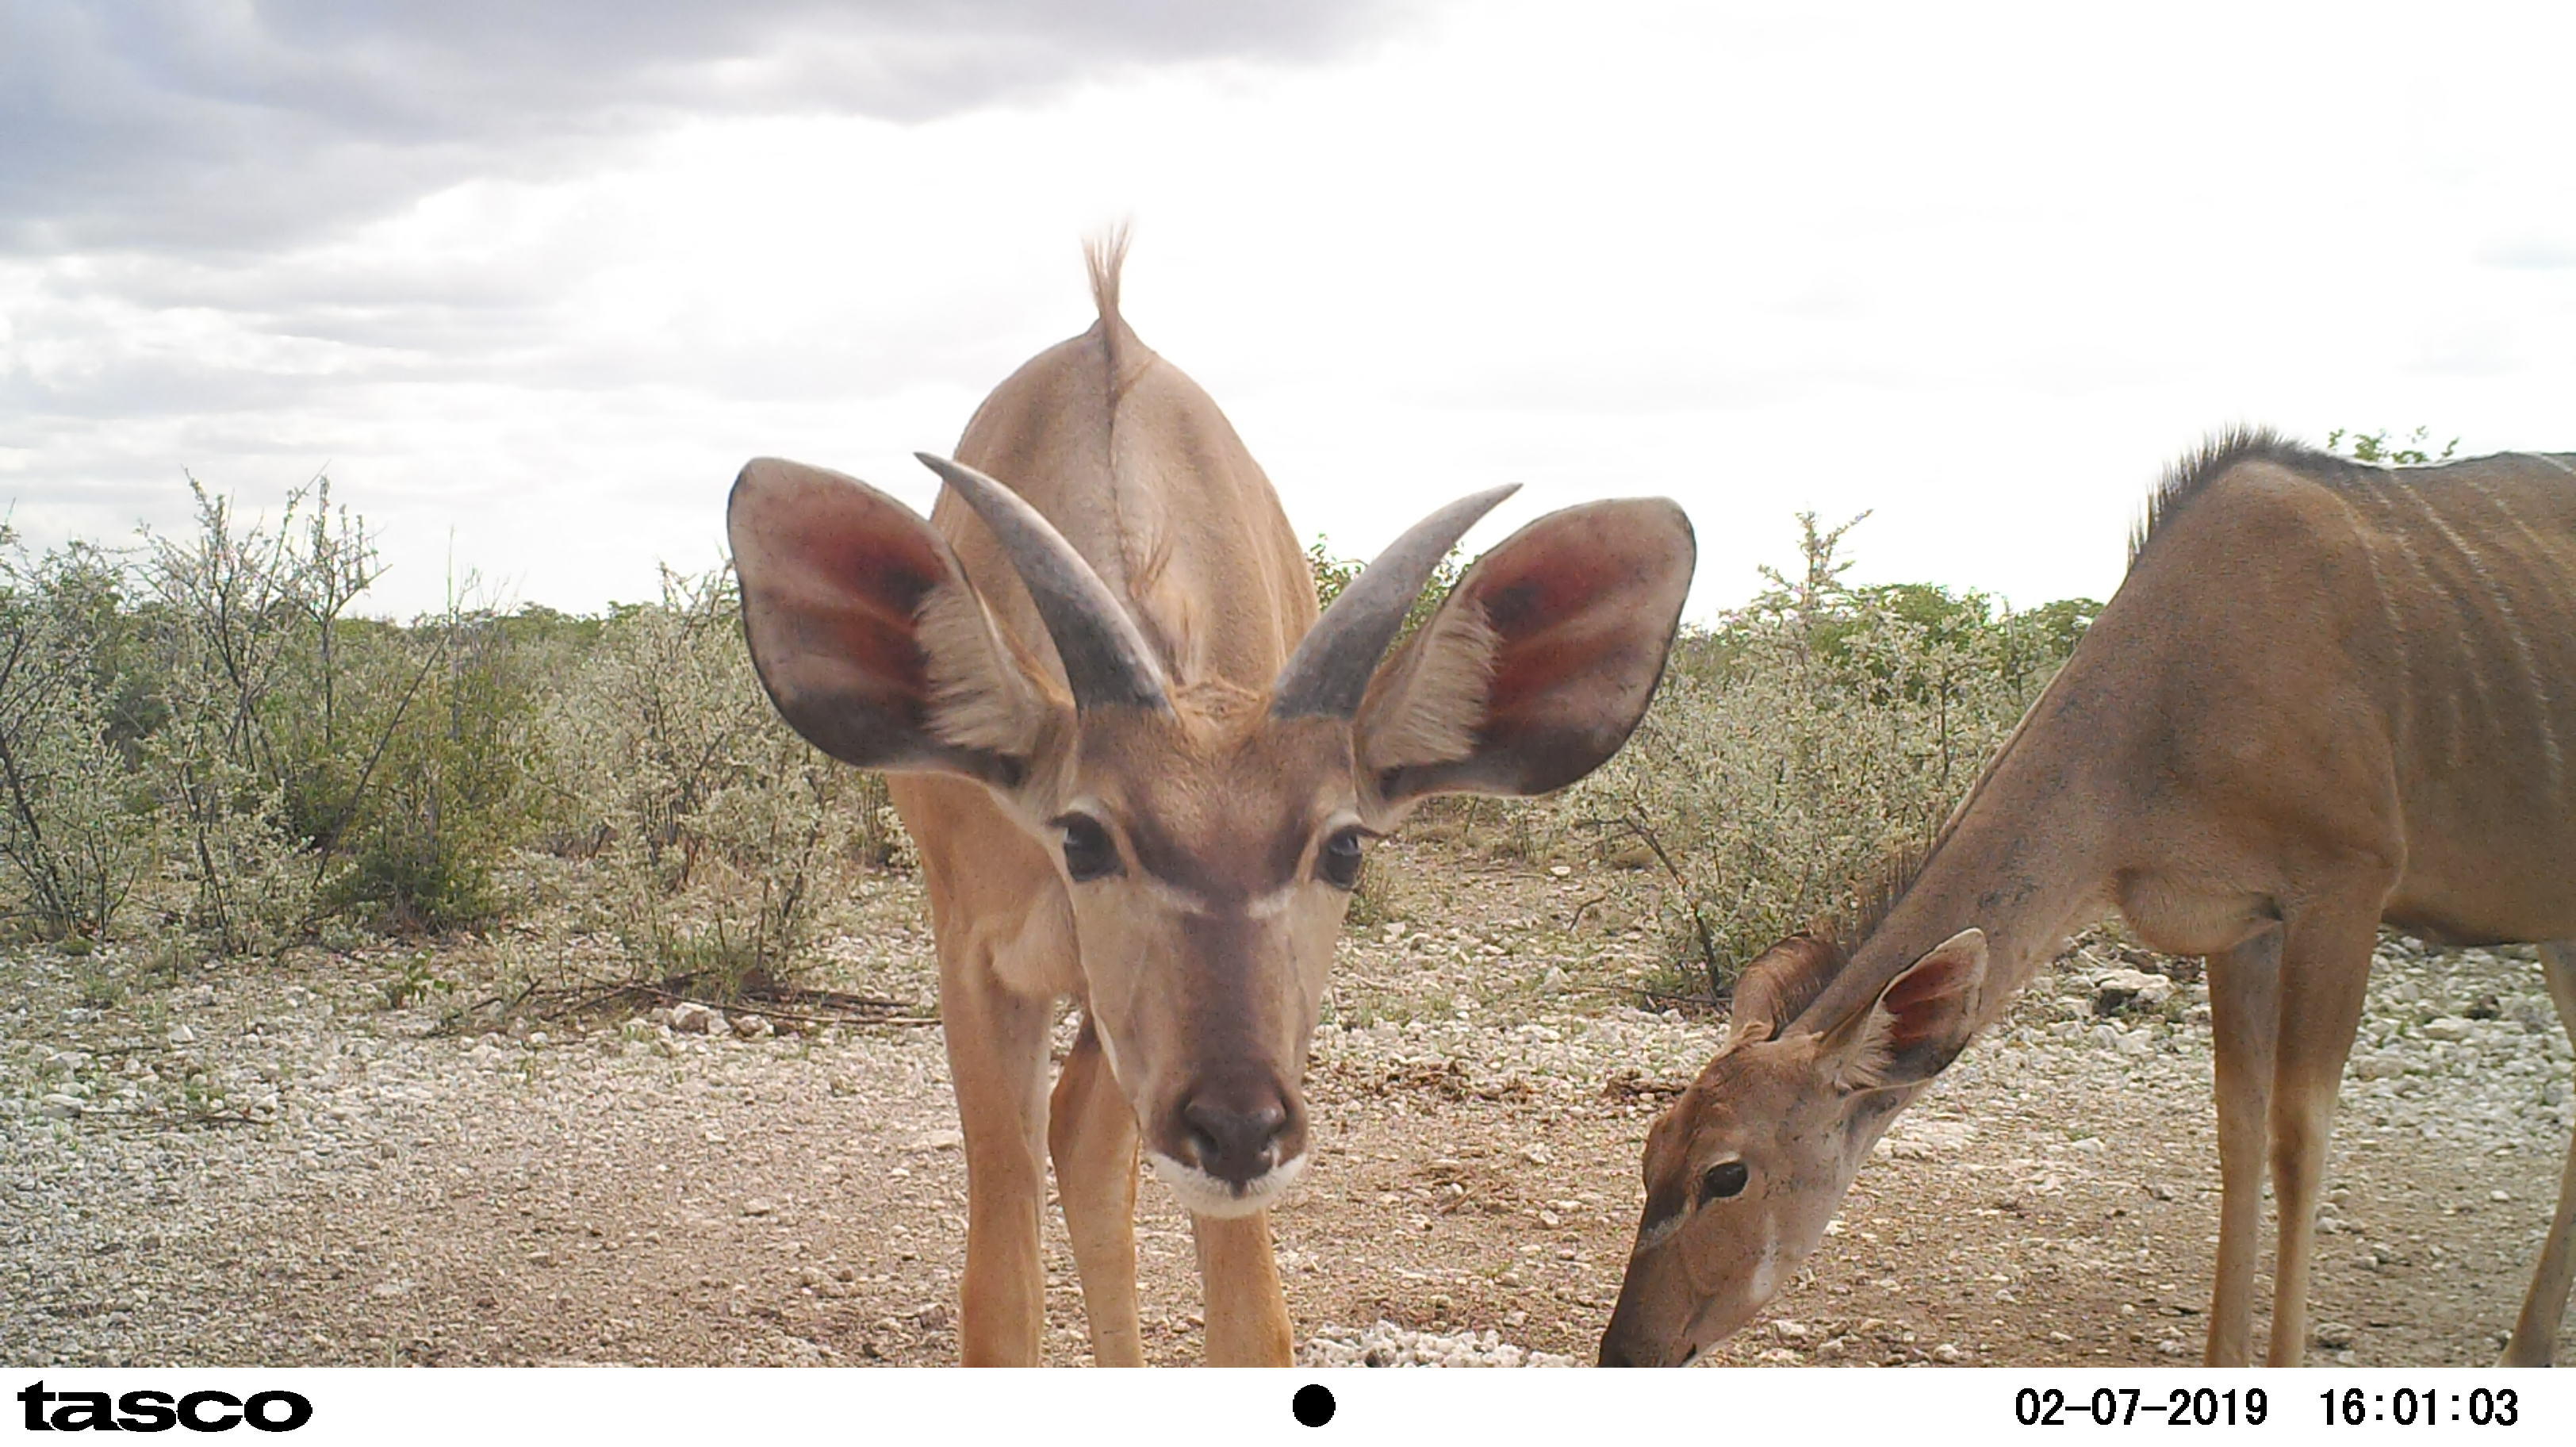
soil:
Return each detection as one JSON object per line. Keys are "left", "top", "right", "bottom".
{"left": 6, "top": 839, "right": 2572, "bottom": 1368}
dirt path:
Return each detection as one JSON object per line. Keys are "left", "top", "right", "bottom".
{"left": 6, "top": 843, "right": 2571, "bottom": 1367}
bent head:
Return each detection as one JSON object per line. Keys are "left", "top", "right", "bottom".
{"left": 1599, "top": 928, "right": 1989, "bottom": 1366}
{"left": 730, "top": 453, "right": 1694, "bottom": 1219}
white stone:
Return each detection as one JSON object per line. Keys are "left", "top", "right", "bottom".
{"left": 1876, "top": 1118, "right": 1977, "bottom": 1161}
{"left": 2094, "top": 969, "right": 2175, "bottom": 1014}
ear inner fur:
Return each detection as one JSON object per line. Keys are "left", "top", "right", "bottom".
{"left": 916, "top": 574, "right": 1056, "bottom": 759}
{"left": 1467, "top": 521, "right": 1673, "bottom": 780}
{"left": 1271, "top": 485, "right": 1517, "bottom": 719}
{"left": 1880, "top": 946, "right": 1980, "bottom": 1050}
{"left": 1362, "top": 497, "right": 1693, "bottom": 804}
{"left": 1351, "top": 597, "right": 1502, "bottom": 779}
{"left": 730, "top": 457, "right": 1038, "bottom": 787}
{"left": 1828, "top": 929, "right": 1986, "bottom": 1090}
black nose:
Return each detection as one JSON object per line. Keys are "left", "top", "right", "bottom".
{"left": 1180, "top": 1087, "right": 1290, "bottom": 1184}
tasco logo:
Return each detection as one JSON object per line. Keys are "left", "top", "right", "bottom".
{"left": 17, "top": 1384, "right": 312, "bottom": 1434}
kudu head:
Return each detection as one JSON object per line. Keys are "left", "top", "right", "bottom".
{"left": 1598, "top": 927, "right": 1990, "bottom": 1365}
{"left": 730, "top": 453, "right": 1693, "bottom": 1219}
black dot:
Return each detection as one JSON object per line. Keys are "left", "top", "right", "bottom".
{"left": 1292, "top": 1384, "right": 1336, "bottom": 1427}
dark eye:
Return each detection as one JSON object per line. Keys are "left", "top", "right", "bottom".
{"left": 1317, "top": 827, "right": 1366, "bottom": 889}
{"left": 1699, "top": 1160, "right": 1749, "bottom": 1204}
{"left": 1055, "top": 815, "right": 1121, "bottom": 882}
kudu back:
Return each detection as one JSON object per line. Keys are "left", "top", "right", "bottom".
{"left": 730, "top": 236, "right": 1696, "bottom": 1364}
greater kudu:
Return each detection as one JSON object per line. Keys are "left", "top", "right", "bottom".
{"left": 730, "top": 237, "right": 1695, "bottom": 1364}
{"left": 1600, "top": 433, "right": 2576, "bottom": 1367}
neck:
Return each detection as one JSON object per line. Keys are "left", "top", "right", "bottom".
{"left": 1796, "top": 685, "right": 2120, "bottom": 1035}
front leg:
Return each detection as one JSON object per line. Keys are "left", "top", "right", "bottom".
{"left": 941, "top": 954, "right": 1058, "bottom": 1365}
{"left": 2205, "top": 927, "right": 2283, "bottom": 1365}
{"left": 2502, "top": 940, "right": 2576, "bottom": 1366}
{"left": 1051, "top": 1016, "right": 1145, "bottom": 1366}
{"left": 899, "top": 775, "right": 1079, "bottom": 1366}
{"left": 2261, "top": 900, "right": 2386, "bottom": 1366}
{"left": 1193, "top": 1211, "right": 1293, "bottom": 1365}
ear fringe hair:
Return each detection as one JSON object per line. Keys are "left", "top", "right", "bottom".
{"left": 1834, "top": 1030, "right": 1897, "bottom": 1091}
{"left": 918, "top": 578, "right": 1054, "bottom": 757}
{"left": 1352, "top": 597, "right": 1502, "bottom": 771}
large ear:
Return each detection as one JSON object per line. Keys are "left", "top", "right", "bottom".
{"left": 1822, "top": 928, "right": 1989, "bottom": 1091}
{"left": 1353, "top": 497, "right": 1694, "bottom": 810}
{"left": 1727, "top": 934, "right": 1846, "bottom": 1045}
{"left": 728, "top": 457, "right": 1056, "bottom": 788}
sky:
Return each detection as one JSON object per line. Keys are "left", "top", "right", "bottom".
{"left": 5, "top": 1, "right": 2574, "bottom": 621}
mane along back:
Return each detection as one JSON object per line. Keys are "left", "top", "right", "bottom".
{"left": 2126, "top": 428, "right": 2379, "bottom": 573}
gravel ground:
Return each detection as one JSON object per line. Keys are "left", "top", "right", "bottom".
{"left": 4, "top": 842, "right": 2570, "bottom": 1368}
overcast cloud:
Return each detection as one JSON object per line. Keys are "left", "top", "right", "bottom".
{"left": 4, "top": 1, "right": 2574, "bottom": 619}
{"left": 1, "top": 0, "right": 1396, "bottom": 254}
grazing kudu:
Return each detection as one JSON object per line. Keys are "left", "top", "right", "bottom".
{"left": 729, "top": 238, "right": 1694, "bottom": 1364}
{"left": 1600, "top": 433, "right": 2576, "bottom": 1368}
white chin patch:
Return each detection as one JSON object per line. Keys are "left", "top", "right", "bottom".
{"left": 1745, "top": 1231, "right": 1782, "bottom": 1304}
{"left": 1145, "top": 1150, "right": 1309, "bottom": 1219}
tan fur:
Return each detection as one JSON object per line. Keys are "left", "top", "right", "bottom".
{"left": 1167, "top": 676, "right": 1267, "bottom": 733}
{"left": 906, "top": 240, "right": 1324, "bottom": 1364}
{"left": 918, "top": 577, "right": 1056, "bottom": 758}
{"left": 738, "top": 239, "right": 1693, "bottom": 1368}
{"left": 1605, "top": 437, "right": 2576, "bottom": 1369}
{"left": 1353, "top": 597, "right": 1502, "bottom": 775}
{"left": 1726, "top": 935, "right": 1844, "bottom": 1039}
{"left": 1823, "top": 1026, "right": 1895, "bottom": 1092}
{"left": 1084, "top": 225, "right": 1130, "bottom": 366}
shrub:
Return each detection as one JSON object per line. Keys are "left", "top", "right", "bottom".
{"left": 2325, "top": 426, "right": 2458, "bottom": 466}
{"left": 9, "top": 468, "right": 2129, "bottom": 1001}
{"left": 317, "top": 597, "right": 551, "bottom": 932}
{"left": 543, "top": 567, "right": 865, "bottom": 993}
{"left": 0, "top": 529, "right": 155, "bottom": 940}
{"left": 117, "top": 478, "right": 550, "bottom": 944}
{"left": 1547, "top": 512, "right": 2098, "bottom": 996}
{"left": 144, "top": 716, "right": 311, "bottom": 957}
{"left": 1307, "top": 533, "right": 1462, "bottom": 639}
{"left": 5, "top": 474, "right": 920, "bottom": 961}
{"left": 132, "top": 479, "right": 363, "bottom": 953}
